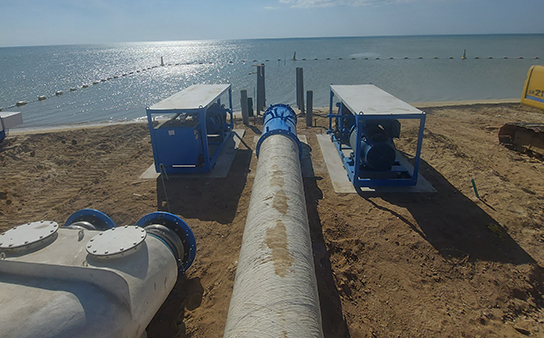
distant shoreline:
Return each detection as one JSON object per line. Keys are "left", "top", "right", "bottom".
{"left": 7, "top": 98, "right": 521, "bottom": 136}
{"left": 410, "top": 98, "right": 519, "bottom": 108}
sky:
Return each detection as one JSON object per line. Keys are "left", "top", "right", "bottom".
{"left": 1, "top": 0, "right": 543, "bottom": 47}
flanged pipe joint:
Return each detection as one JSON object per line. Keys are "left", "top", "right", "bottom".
{"left": 0, "top": 209, "right": 196, "bottom": 338}
{"left": 256, "top": 104, "right": 302, "bottom": 158}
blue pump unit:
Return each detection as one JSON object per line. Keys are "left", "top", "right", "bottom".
{"left": 146, "top": 84, "right": 234, "bottom": 174}
{"left": 333, "top": 102, "right": 401, "bottom": 171}
{"left": 327, "top": 85, "right": 426, "bottom": 187}
{"left": 256, "top": 104, "right": 301, "bottom": 157}
{"left": 349, "top": 118, "right": 401, "bottom": 171}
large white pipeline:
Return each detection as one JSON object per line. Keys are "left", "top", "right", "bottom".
{"left": 224, "top": 105, "right": 323, "bottom": 337}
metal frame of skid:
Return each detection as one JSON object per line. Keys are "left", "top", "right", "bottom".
{"left": 146, "top": 84, "right": 234, "bottom": 174}
{"left": 327, "top": 85, "right": 426, "bottom": 187}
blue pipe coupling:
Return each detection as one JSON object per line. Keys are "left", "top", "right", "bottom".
{"left": 256, "top": 104, "right": 301, "bottom": 157}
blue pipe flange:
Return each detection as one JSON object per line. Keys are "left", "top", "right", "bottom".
{"left": 256, "top": 104, "right": 302, "bottom": 158}
{"left": 64, "top": 208, "right": 116, "bottom": 230}
{"left": 136, "top": 212, "right": 197, "bottom": 273}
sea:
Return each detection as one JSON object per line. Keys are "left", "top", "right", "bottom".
{"left": 1, "top": 34, "right": 544, "bottom": 128}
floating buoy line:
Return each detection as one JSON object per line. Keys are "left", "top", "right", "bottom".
{"left": 0, "top": 54, "right": 541, "bottom": 112}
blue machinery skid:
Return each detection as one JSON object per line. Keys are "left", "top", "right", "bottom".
{"left": 146, "top": 84, "right": 234, "bottom": 174}
{"left": 327, "top": 84, "right": 426, "bottom": 187}
{"left": 0, "top": 209, "right": 196, "bottom": 338}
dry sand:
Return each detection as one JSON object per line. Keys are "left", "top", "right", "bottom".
{"left": 1, "top": 102, "right": 544, "bottom": 337}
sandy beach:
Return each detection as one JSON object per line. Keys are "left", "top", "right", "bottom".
{"left": 1, "top": 102, "right": 544, "bottom": 337}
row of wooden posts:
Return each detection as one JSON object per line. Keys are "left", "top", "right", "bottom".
{"left": 240, "top": 65, "right": 313, "bottom": 127}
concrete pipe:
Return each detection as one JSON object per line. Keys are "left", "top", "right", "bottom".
{"left": 224, "top": 105, "right": 323, "bottom": 337}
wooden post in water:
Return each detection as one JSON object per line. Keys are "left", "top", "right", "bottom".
{"left": 241, "top": 90, "right": 249, "bottom": 126}
{"left": 256, "top": 64, "right": 266, "bottom": 115}
{"left": 296, "top": 67, "right": 305, "bottom": 114}
{"left": 296, "top": 68, "right": 300, "bottom": 108}
{"left": 306, "top": 90, "right": 313, "bottom": 127}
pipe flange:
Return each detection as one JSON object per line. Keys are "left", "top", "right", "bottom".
{"left": 144, "top": 224, "right": 184, "bottom": 270}
{"left": 86, "top": 226, "right": 146, "bottom": 257}
{"left": 0, "top": 221, "right": 58, "bottom": 250}
{"left": 256, "top": 104, "right": 302, "bottom": 158}
{"left": 65, "top": 221, "right": 97, "bottom": 231}
{"left": 65, "top": 209, "right": 116, "bottom": 230}
{"left": 136, "top": 212, "right": 196, "bottom": 273}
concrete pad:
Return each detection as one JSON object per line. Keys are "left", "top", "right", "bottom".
{"left": 316, "top": 134, "right": 435, "bottom": 193}
{"left": 253, "top": 135, "right": 314, "bottom": 177}
{"left": 140, "top": 162, "right": 160, "bottom": 180}
{"left": 316, "top": 134, "right": 356, "bottom": 193}
{"left": 139, "top": 129, "right": 246, "bottom": 179}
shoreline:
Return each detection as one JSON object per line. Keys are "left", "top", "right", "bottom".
{"left": 410, "top": 97, "right": 519, "bottom": 108}
{"left": 9, "top": 119, "right": 148, "bottom": 135}
{"left": 6, "top": 99, "right": 521, "bottom": 136}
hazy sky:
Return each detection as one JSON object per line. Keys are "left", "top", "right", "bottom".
{"left": 1, "top": 0, "right": 543, "bottom": 47}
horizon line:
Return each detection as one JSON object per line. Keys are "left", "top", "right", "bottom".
{"left": 2, "top": 32, "right": 544, "bottom": 49}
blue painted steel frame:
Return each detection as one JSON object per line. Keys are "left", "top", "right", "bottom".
{"left": 146, "top": 87, "right": 234, "bottom": 174}
{"left": 327, "top": 89, "right": 426, "bottom": 188}
{"left": 0, "top": 118, "right": 6, "bottom": 143}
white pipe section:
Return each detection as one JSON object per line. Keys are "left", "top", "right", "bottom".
{"left": 0, "top": 227, "right": 178, "bottom": 338}
{"left": 224, "top": 134, "right": 323, "bottom": 337}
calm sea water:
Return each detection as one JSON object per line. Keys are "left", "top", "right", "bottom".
{"left": 1, "top": 35, "right": 543, "bottom": 128}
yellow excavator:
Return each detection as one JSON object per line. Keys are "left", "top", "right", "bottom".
{"left": 498, "top": 65, "right": 544, "bottom": 158}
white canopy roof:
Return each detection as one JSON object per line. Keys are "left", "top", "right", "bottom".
{"left": 0, "top": 111, "right": 23, "bottom": 130}
{"left": 149, "top": 84, "right": 230, "bottom": 111}
{"left": 331, "top": 84, "right": 423, "bottom": 116}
